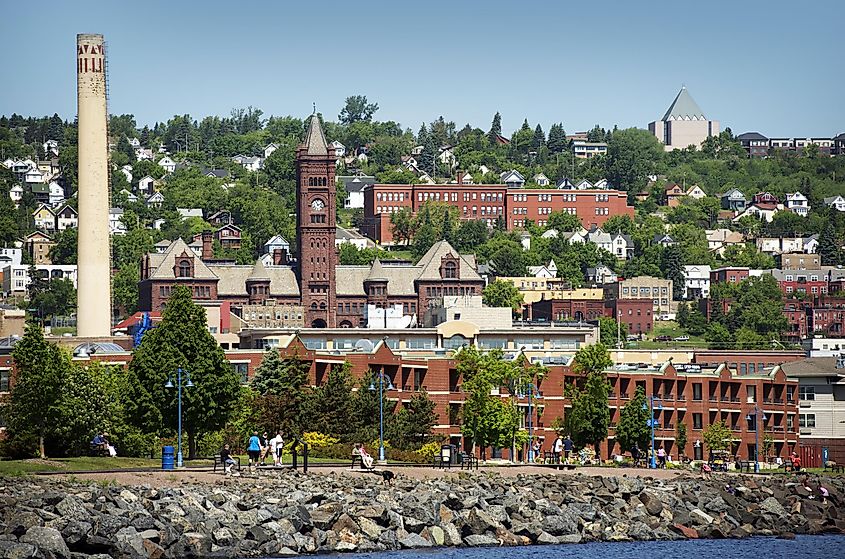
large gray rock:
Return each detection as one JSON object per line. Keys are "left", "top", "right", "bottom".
{"left": 0, "top": 541, "right": 38, "bottom": 559}
{"left": 760, "top": 497, "right": 787, "bottom": 517}
{"left": 464, "top": 534, "right": 500, "bottom": 547}
{"left": 690, "top": 508, "right": 714, "bottom": 526}
{"left": 639, "top": 491, "right": 664, "bottom": 516}
{"left": 542, "top": 513, "right": 578, "bottom": 536}
{"left": 55, "top": 497, "right": 88, "bottom": 521}
{"left": 399, "top": 533, "right": 433, "bottom": 548}
{"left": 20, "top": 526, "right": 70, "bottom": 559}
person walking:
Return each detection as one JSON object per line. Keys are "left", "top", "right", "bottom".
{"left": 563, "top": 435, "right": 574, "bottom": 463}
{"left": 552, "top": 435, "right": 563, "bottom": 464}
{"left": 269, "top": 431, "right": 285, "bottom": 466}
{"left": 247, "top": 431, "right": 261, "bottom": 472}
{"left": 631, "top": 442, "right": 641, "bottom": 468}
{"left": 259, "top": 431, "right": 270, "bottom": 465}
{"left": 657, "top": 446, "right": 667, "bottom": 469}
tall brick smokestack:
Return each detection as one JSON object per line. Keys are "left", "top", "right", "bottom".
{"left": 76, "top": 34, "right": 112, "bottom": 337}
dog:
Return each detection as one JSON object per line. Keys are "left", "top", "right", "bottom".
{"left": 380, "top": 470, "right": 395, "bottom": 484}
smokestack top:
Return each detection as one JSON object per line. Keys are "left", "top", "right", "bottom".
{"left": 77, "top": 33, "right": 104, "bottom": 41}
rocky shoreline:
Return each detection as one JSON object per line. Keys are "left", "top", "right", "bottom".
{"left": 0, "top": 471, "right": 842, "bottom": 558}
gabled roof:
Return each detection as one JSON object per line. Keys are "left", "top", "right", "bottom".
{"left": 736, "top": 132, "right": 769, "bottom": 141}
{"left": 366, "top": 259, "right": 388, "bottom": 281}
{"left": 416, "top": 240, "right": 482, "bottom": 281}
{"left": 247, "top": 259, "right": 269, "bottom": 281}
{"left": 721, "top": 188, "right": 745, "bottom": 199}
{"left": 304, "top": 113, "right": 328, "bottom": 156}
{"left": 500, "top": 169, "right": 525, "bottom": 183}
{"left": 662, "top": 87, "right": 706, "bottom": 121}
{"left": 148, "top": 239, "right": 217, "bottom": 280}
{"left": 264, "top": 234, "right": 289, "bottom": 248}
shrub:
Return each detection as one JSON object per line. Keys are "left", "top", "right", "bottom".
{"left": 418, "top": 441, "right": 441, "bottom": 460}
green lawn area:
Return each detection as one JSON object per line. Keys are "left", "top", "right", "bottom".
{"left": 0, "top": 456, "right": 165, "bottom": 476}
{"left": 633, "top": 320, "right": 708, "bottom": 350}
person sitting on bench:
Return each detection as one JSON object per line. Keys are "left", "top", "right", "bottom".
{"left": 91, "top": 433, "right": 108, "bottom": 454}
{"left": 353, "top": 443, "right": 374, "bottom": 469}
{"left": 220, "top": 444, "right": 237, "bottom": 474}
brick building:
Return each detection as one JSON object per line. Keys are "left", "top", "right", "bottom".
{"left": 361, "top": 183, "right": 633, "bottom": 244}
{"left": 604, "top": 276, "right": 673, "bottom": 318}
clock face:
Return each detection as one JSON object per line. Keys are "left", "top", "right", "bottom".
{"left": 311, "top": 199, "right": 325, "bottom": 211}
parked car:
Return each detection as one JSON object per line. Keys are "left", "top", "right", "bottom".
{"left": 673, "top": 335, "right": 690, "bottom": 342}
{"left": 655, "top": 335, "right": 672, "bottom": 342}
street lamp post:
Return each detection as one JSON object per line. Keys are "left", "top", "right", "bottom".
{"left": 519, "top": 383, "right": 542, "bottom": 463}
{"left": 645, "top": 395, "right": 663, "bottom": 469}
{"left": 746, "top": 406, "right": 767, "bottom": 473}
{"left": 369, "top": 371, "right": 394, "bottom": 462}
{"left": 165, "top": 367, "right": 193, "bottom": 467}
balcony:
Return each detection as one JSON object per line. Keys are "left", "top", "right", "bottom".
{"left": 774, "top": 398, "right": 783, "bottom": 404}
{"left": 676, "top": 395, "right": 686, "bottom": 402}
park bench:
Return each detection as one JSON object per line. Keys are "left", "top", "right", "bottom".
{"left": 738, "top": 460, "right": 756, "bottom": 473}
{"left": 541, "top": 450, "right": 558, "bottom": 464}
{"left": 211, "top": 455, "right": 241, "bottom": 473}
{"left": 825, "top": 464, "right": 844, "bottom": 474}
{"left": 351, "top": 454, "right": 374, "bottom": 470}
{"left": 459, "top": 452, "right": 478, "bottom": 470}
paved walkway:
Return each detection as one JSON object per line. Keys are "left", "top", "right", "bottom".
{"left": 57, "top": 463, "right": 682, "bottom": 487}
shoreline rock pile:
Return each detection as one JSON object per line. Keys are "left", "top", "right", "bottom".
{"left": 0, "top": 471, "right": 842, "bottom": 557}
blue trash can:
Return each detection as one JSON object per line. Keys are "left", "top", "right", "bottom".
{"left": 162, "top": 446, "right": 175, "bottom": 470}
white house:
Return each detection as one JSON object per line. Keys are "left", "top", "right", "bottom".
{"left": 533, "top": 173, "right": 550, "bottom": 186}
{"left": 138, "top": 175, "right": 155, "bottom": 194}
{"left": 120, "top": 165, "right": 133, "bottom": 183}
{"left": 263, "top": 234, "right": 290, "bottom": 255}
{"left": 24, "top": 168, "right": 45, "bottom": 184}
{"left": 706, "top": 229, "right": 744, "bottom": 256}
{"left": 785, "top": 192, "right": 810, "bottom": 217}
{"left": 55, "top": 206, "right": 78, "bottom": 231}
{"left": 42, "top": 139, "right": 59, "bottom": 157}
{"left": 177, "top": 208, "right": 204, "bottom": 220}
{"left": 756, "top": 237, "right": 805, "bottom": 255}
{"left": 330, "top": 140, "right": 346, "bottom": 158}
{"left": 685, "top": 185, "right": 707, "bottom": 199}
{"left": 48, "top": 181, "right": 65, "bottom": 206}
{"left": 128, "top": 137, "right": 141, "bottom": 149}
{"left": 263, "top": 143, "right": 279, "bottom": 159}
{"left": 824, "top": 196, "right": 845, "bottom": 212}
{"left": 437, "top": 148, "right": 457, "bottom": 169}
{"left": 586, "top": 264, "right": 617, "bottom": 285}
{"left": 32, "top": 204, "right": 56, "bottom": 231}
{"left": 158, "top": 156, "right": 176, "bottom": 174}
{"left": 135, "top": 148, "right": 154, "bottom": 161}
{"left": 803, "top": 234, "right": 819, "bottom": 254}
{"left": 232, "top": 154, "right": 263, "bottom": 172}
{"left": 9, "top": 184, "right": 23, "bottom": 205}
{"left": 682, "top": 265, "right": 711, "bottom": 299}
{"left": 2, "top": 264, "right": 78, "bottom": 296}
{"left": 335, "top": 226, "right": 371, "bottom": 250}
{"left": 500, "top": 170, "right": 525, "bottom": 189}
{"left": 119, "top": 189, "right": 138, "bottom": 203}
{"left": 109, "top": 208, "right": 127, "bottom": 235}
{"left": 733, "top": 203, "right": 782, "bottom": 223}
{"left": 0, "top": 247, "right": 22, "bottom": 269}
{"left": 146, "top": 191, "right": 164, "bottom": 208}
{"left": 527, "top": 260, "right": 558, "bottom": 278}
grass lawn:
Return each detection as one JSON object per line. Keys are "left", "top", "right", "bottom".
{"left": 0, "top": 456, "right": 165, "bottom": 476}
{"left": 633, "top": 320, "right": 708, "bottom": 350}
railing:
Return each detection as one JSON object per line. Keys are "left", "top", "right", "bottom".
{"left": 676, "top": 395, "right": 686, "bottom": 402}
{"left": 774, "top": 398, "right": 783, "bottom": 404}
{"left": 730, "top": 398, "right": 740, "bottom": 403}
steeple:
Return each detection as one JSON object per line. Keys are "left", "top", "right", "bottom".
{"left": 304, "top": 113, "right": 328, "bottom": 156}
{"left": 662, "top": 86, "right": 706, "bottom": 121}
{"left": 247, "top": 258, "right": 270, "bottom": 281}
{"left": 366, "top": 258, "right": 388, "bottom": 281}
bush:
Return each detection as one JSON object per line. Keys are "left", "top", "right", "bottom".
{"left": 196, "top": 431, "right": 224, "bottom": 458}
{"left": 417, "top": 441, "right": 441, "bottom": 460}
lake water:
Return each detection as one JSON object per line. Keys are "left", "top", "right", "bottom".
{"left": 320, "top": 535, "right": 845, "bottom": 559}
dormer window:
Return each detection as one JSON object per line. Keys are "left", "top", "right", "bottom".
{"left": 444, "top": 261, "right": 457, "bottom": 279}
{"left": 173, "top": 251, "right": 194, "bottom": 278}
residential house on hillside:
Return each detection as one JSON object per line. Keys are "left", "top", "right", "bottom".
{"left": 756, "top": 237, "right": 806, "bottom": 255}
{"left": 135, "top": 148, "right": 154, "bottom": 161}
{"left": 706, "top": 228, "right": 744, "bottom": 256}
{"left": 737, "top": 132, "right": 770, "bottom": 158}
{"left": 824, "top": 196, "right": 845, "bottom": 212}
{"left": 527, "top": 260, "right": 558, "bottom": 278}
{"left": 500, "top": 170, "right": 525, "bottom": 189}
{"left": 330, "top": 140, "right": 346, "bottom": 158}
{"left": 263, "top": 143, "right": 279, "bottom": 159}
{"left": 232, "top": 154, "right": 263, "bottom": 172}
{"left": 119, "top": 189, "right": 138, "bottom": 204}
{"left": 146, "top": 191, "right": 164, "bottom": 208}
{"left": 335, "top": 226, "right": 371, "bottom": 250}
{"left": 682, "top": 265, "right": 711, "bottom": 299}
{"left": 177, "top": 208, "right": 203, "bottom": 220}
{"left": 665, "top": 183, "right": 685, "bottom": 207}
{"left": 653, "top": 233, "right": 677, "bottom": 247}
{"left": 338, "top": 175, "right": 375, "bottom": 209}
{"left": 734, "top": 193, "right": 782, "bottom": 223}
{"left": 32, "top": 204, "right": 56, "bottom": 232}
{"left": 48, "top": 181, "right": 65, "bottom": 206}
{"left": 56, "top": 206, "right": 78, "bottom": 231}
{"left": 533, "top": 173, "right": 550, "bottom": 186}
{"left": 23, "top": 231, "right": 54, "bottom": 265}
{"left": 572, "top": 140, "right": 608, "bottom": 159}
{"left": 109, "top": 208, "right": 127, "bottom": 235}
{"left": 260, "top": 235, "right": 290, "bottom": 265}
{"left": 30, "top": 183, "right": 49, "bottom": 204}
{"left": 586, "top": 264, "right": 617, "bottom": 285}
{"left": 685, "top": 185, "right": 707, "bottom": 199}
{"left": 721, "top": 188, "right": 747, "bottom": 212}
{"left": 209, "top": 210, "right": 233, "bottom": 227}
{"left": 785, "top": 192, "right": 810, "bottom": 216}
{"left": 215, "top": 224, "right": 242, "bottom": 251}
{"left": 157, "top": 156, "right": 176, "bottom": 174}
{"left": 138, "top": 175, "right": 155, "bottom": 195}
{"left": 9, "top": 185, "right": 23, "bottom": 205}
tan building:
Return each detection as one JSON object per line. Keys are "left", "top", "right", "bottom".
{"left": 497, "top": 277, "right": 601, "bottom": 306}
{"left": 605, "top": 276, "right": 673, "bottom": 318}
{"left": 780, "top": 253, "right": 821, "bottom": 270}
{"left": 649, "top": 87, "right": 720, "bottom": 151}
{"left": 423, "top": 295, "right": 512, "bottom": 329}
{"left": 22, "top": 231, "right": 55, "bottom": 265}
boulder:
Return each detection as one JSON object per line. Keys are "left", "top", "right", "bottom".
{"left": 638, "top": 491, "right": 663, "bottom": 516}
{"left": 464, "top": 534, "right": 500, "bottom": 547}
{"left": 399, "top": 533, "right": 432, "bottom": 548}
{"left": 689, "top": 508, "right": 714, "bottom": 526}
{"left": 760, "top": 497, "right": 788, "bottom": 517}
{"left": 541, "top": 514, "right": 578, "bottom": 536}
{"left": 20, "top": 526, "right": 70, "bottom": 559}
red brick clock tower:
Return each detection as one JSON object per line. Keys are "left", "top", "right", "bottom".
{"left": 296, "top": 114, "right": 338, "bottom": 328}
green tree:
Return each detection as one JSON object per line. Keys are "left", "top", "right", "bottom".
{"left": 661, "top": 244, "right": 685, "bottom": 300}
{"left": 30, "top": 278, "right": 76, "bottom": 320}
{"left": 567, "top": 343, "right": 613, "bottom": 458}
{"left": 312, "top": 361, "right": 356, "bottom": 440}
{"left": 547, "top": 210, "right": 581, "bottom": 232}
{"left": 615, "top": 386, "right": 650, "bottom": 454}
{"left": 7, "top": 322, "right": 69, "bottom": 458}
{"left": 351, "top": 370, "right": 397, "bottom": 445}
{"left": 482, "top": 280, "right": 524, "bottom": 315}
{"left": 676, "top": 422, "right": 688, "bottom": 459}
{"left": 391, "top": 390, "right": 438, "bottom": 450}
{"left": 250, "top": 349, "right": 311, "bottom": 437}
{"left": 126, "top": 286, "right": 241, "bottom": 458}
{"left": 488, "top": 112, "right": 502, "bottom": 145}
{"left": 112, "top": 264, "right": 140, "bottom": 317}
{"left": 599, "top": 317, "right": 628, "bottom": 347}
{"left": 48, "top": 228, "right": 77, "bottom": 264}
{"left": 338, "top": 95, "right": 379, "bottom": 125}
{"left": 703, "top": 420, "right": 733, "bottom": 454}
{"left": 492, "top": 243, "right": 526, "bottom": 276}
{"left": 677, "top": 302, "right": 690, "bottom": 328}
{"left": 705, "top": 322, "right": 733, "bottom": 349}
{"left": 819, "top": 222, "right": 841, "bottom": 266}
{"left": 605, "top": 128, "right": 664, "bottom": 193}
{"left": 389, "top": 207, "right": 415, "bottom": 246}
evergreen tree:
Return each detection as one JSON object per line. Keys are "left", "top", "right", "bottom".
{"left": 488, "top": 112, "right": 502, "bottom": 145}
{"left": 440, "top": 208, "right": 453, "bottom": 243}
{"left": 391, "top": 390, "right": 438, "bottom": 449}
{"left": 352, "top": 370, "right": 397, "bottom": 444}
{"left": 250, "top": 349, "right": 312, "bottom": 437}
{"left": 661, "top": 245, "right": 685, "bottom": 300}
{"left": 7, "top": 322, "right": 69, "bottom": 458}
{"left": 547, "top": 123, "right": 568, "bottom": 153}
{"left": 677, "top": 302, "right": 690, "bottom": 329}
{"left": 117, "top": 135, "right": 135, "bottom": 162}
{"left": 412, "top": 204, "right": 438, "bottom": 257}
{"left": 126, "top": 286, "right": 241, "bottom": 458}
{"left": 313, "top": 361, "right": 356, "bottom": 440}
{"left": 532, "top": 124, "right": 545, "bottom": 150}
{"left": 615, "top": 386, "right": 650, "bottom": 454}
{"left": 819, "top": 222, "right": 841, "bottom": 266}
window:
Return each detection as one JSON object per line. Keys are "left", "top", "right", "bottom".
{"left": 799, "top": 414, "right": 816, "bottom": 428}
{"left": 231, "top": 362, "right": 249, "bottom": 384}
{"left": 177, "top": 260, "right": 192, "bottom": 278}
{"left": 692, "top": 413, "right": 703, "bottom": 430}
{"left": 443, "top": 335, "right": 469, "bottom": 350}
{"left": 407, "top": 337, "right": 436, "bottom": 349}
{"left": 0, "top": 369, "right": 9, "bottom": 392}
{"left": 444, "top": 261, "right": 457, "bottom": 279}
{"left": 692, "top": 383, "right": 702, "bottom": 401}
{"left": 798, "top": 386, "right": 815, "bottom": 400}
{"left": 479, "top": 337, "right": 507, "bottom": 349}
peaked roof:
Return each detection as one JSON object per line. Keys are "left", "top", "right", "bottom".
{"left": 416, "top": 240, "right": 482, "bottom": 281}
{"left": 304, "top": 114, "right": 328, "bottom": 156}
{"left": 247, "top": 258, "right": 269, "bottom": 281}
{"left": 662, "top": 87, "right": 706, "bottom": 121}
{"left": 366, "top": 259, "right": 388, "bottom": 281}
{"left": 148, "top": 239, "right": 217, "bottom": 280}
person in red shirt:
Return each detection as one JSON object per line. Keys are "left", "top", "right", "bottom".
{"left": 790, "top": 452, "right": 802, "bottom": 472}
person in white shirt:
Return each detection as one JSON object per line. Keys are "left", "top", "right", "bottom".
{"left": 269, "top": 431, "right": 284, "bottom": 466}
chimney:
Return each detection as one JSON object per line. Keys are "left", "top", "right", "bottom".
{"left": 201, "top": 230, "right": 213, "bottom": 260}
{"left": 457, "top": 171, "right": 466, "bottom": 185}
{"left": 76, "top": 34, "right": 111, "bottom": 337}
{"left": 273, "top": 248, "right": 288, "bottom": 265}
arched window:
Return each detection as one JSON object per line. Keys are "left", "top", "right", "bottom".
{"left": 311, "top": 302, "right": 317, "bottom": 310}
{"left": 177, "top": 259, "right": 192, "bottom": 278}
{"left": 319, "top": 302, "right": 326, "bottom": 310}
{"left": 444, "top": 261, "right": 457, "bottom": 279}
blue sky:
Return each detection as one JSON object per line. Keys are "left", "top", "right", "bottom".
{"left": 2, "top": 0, "right": 843, "bottom": 136}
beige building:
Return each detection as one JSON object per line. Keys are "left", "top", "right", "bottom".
{"left": 604, "top": 276, "right": 673, "bottom": 317}
{"left": 649, "top": 87, "right": 720, "bottom": 151}
{"left": 497, "top": 277, "right": 602, "bottom": 306}
{"left": 424, "top": 295, "right": 512, "bottom": 329}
